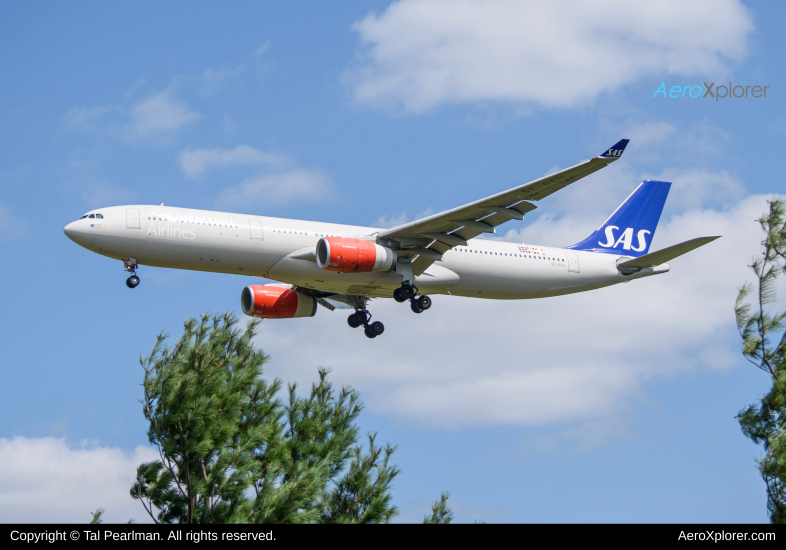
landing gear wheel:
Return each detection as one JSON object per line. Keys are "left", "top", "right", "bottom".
{"left": 393, "top": 288, "right": 407, "bottom": 303}
{"left": 399, "top": 284, "right": 416, "bottom": 300}
{"left": 398, "top": 284, "right": 415, "bottom": 300}
{"left": 368, "top": 321, "right": 384, "bottom": 336}
{"left": 364, "top": 327, "right": 377, "bottom": 338}
{"left": 126, "top": 275, "right": 140, "bottom": 288}
{"left": 416, "top": 295, "right": 432, "bottom": 310}
{"left": 347, "top": 312, "right": 362, "bottom": 328}
{"left": 410, "top": 300, "right": 424, "bottom": 314}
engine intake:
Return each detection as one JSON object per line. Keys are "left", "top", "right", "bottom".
{"left": 315, "top": 237, "right": 397, "bottom": 272}
{"left": 241, "top": 285, "right": 317, "bottom": 319}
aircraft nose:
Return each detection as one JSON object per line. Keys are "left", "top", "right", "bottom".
{"left": 63, "top": 221, "right": 80, "bottom": 242}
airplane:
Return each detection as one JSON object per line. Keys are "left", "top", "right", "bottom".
{"left": 64, "top": 139, "right": 719, "bottom": 339}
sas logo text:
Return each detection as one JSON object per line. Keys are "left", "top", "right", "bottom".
{"left": 602, "top": 148, "right": 624, "bottom": 158}
{"left": 598, "top": 226, "right": 650, "bottom": 252}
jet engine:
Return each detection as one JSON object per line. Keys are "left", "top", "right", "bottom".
{"left": 315, "top": 237, "right": 397, "bottom": 272}
{"left": 241, "top": 285, "right": 317, "bottom": 319}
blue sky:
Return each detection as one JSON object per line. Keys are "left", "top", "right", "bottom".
{"left": 1, "top": 0, "right": 785, "bottom": 522}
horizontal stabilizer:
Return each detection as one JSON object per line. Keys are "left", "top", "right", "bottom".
{"left": 617, "top": 236, "right": 720, "bottom": 269}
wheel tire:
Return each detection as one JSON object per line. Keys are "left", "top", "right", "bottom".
{"left": 393, "top": 288, "right": 406, "bottom": 303}
{"left": 400, "top": 284, "right": 416, "bottom": 300}
{"left": 368, "top": 321, "right": 385, "bottom": 336}
{"left": 126, "top": 275, "right": 140, "bottom": 288}
{"left": 417, "top": 296, "right": 432, "bottom": 310}
{"left": 410, "top": 300, "right": 423, "bottom": 314}
{"left": 364, "top": 327, "right": 377, "bottom": 339}
{"left": 347, "top": 312, "right": 361, "bottom": 328}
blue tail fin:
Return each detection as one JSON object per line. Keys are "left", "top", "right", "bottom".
{"left": 566, "top": 180, "right": 671, "bottom": 257}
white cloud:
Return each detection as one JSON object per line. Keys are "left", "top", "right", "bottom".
{"left": 348, "top": 0, "right": 754, "bottom": 112}
{"left": 0, "top": 204, "right": 29, "bottom": 240}
{"left": 623, "top": 121, "right": 677, "bottom": 146}
{"left": 497, "top": 163, "right": 745, "bottom": 250}
{"left": 125, "top": 89, "right": 200, "bottom": 141}
{"left": 203, "top": 65, "right": 245, "bottom": 85}
{"left": 373, "top": 207, "right": 434, "bottom": 229}
{"left": 0, "top": 437, "right": 158, "bottom": 523}
{"left": 650, "top": 168, "right": 745, "bottom": 211}
{"left": 217, "top": 169, "right": 332, "bottom": 208}
{"left": 179, "top": 145, "right": 288, "bottom": 178}
{"left": 64, "top": 106, "right": 111, "bottom": 127}
{"left": 202, "top": 44, "right": 273, "bottom": 94}
{"left": 254, "top": 40, "right": 272, "bottom": 56}
{"left": 124, "top": 79, "right": 146, "bottom": 97}
{"left": 252, "top": 192, "right": 780, "bottom": 432}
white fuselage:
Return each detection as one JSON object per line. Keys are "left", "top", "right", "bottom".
{"left": 64, "top": 205, "right": 668, "bottom": 299}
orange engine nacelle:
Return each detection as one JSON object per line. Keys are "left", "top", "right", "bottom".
{"left": 315, "top": 237, "right": 397, "bottom": 272}
{"left": 241, "top": 285, "right": 317, "bottom": 319}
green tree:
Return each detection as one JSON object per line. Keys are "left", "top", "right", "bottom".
{"left": 130, "top": 312, "right": 452, "bottom": 523}
{"left": 736, "top": 199, "right": 786, "bottom": 523}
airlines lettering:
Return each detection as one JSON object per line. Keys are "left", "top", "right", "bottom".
{"left": 147, "top": 223, "right": 196, "bottom": 240}
{"left": 598, "top": 226, "right": 650, "bottom": 252}
{"left": 604, "top": 149, "right": 623, "bottom": 157}
{"left": 145, "top": 208, "right": 237, "bottom": 241}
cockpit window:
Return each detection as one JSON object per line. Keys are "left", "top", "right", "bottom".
{"left": 95, "top": 213, "right": 103, "bottom": 219}
{"left": 89, "top": 214, "right": 95, "bottom": 218}
{"left": 80, "top": 214, "right": 89, "bottom": 219}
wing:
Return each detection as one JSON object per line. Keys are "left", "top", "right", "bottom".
{"left": 378, "top": 139, "right": 630, "bottom": 275}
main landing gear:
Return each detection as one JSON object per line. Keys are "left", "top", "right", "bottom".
{"left": 124, "top": 258, "right": 140, "bottom": 289}
{"left": 347, "top": 309, "right": 385, "bottom": 339}
{"left": 393, "top": 283, "right": 432, "bottom": 314}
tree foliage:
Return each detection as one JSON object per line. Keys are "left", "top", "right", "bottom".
{"left": 130, "top": 312, "right": 451, "bottom": 524}
{"left": 424, "top": 492, "right": 454, "bottom": 524}
{"left": 736, "top": 199, "right": 786, "bottom": 523}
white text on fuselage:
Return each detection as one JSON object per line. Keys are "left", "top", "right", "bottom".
{"left": 145, "top": 209, "right": 237, "bottom": 241}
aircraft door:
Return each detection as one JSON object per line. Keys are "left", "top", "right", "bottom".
{"left": 249, "top": 219, "right": 264, "bottom": 239}
{"left": 566, "top": 251, "right": 580, "bottom": 273}
{"left": 126, "top": 208, "right": 140, "bottom": 229}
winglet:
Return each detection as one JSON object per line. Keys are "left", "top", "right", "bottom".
{"left": 597, "top": 139, "right": 629, "bottom": 160}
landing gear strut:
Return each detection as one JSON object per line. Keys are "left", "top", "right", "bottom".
{"left": 394, "top": 283, "right": 432, "bottom": 314}
{"left": 347, "top": 309, "right": 385, "bottom": 339}
{"left": 124, "top": 258, "right": 140, "bottom": 288}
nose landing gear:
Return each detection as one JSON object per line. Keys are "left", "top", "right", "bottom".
{"left": 124, "top": 258, "right": 140, "bottom": 288}
{"left": 347, "top": 309, "right": 385, "bottom": 339}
